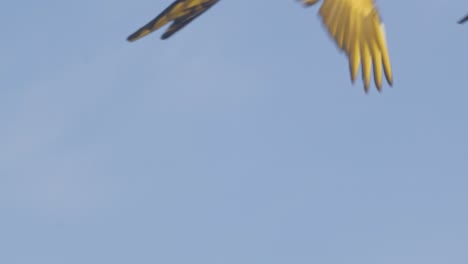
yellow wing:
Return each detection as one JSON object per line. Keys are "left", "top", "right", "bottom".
{"left": 301, "top": 0, "right": 393, "bottom": 92}
{"left": 127, "top": 0, "right": 219, "bottom": 42}
{"left": 458, "top": 14, "right": 468, "bottom": 24}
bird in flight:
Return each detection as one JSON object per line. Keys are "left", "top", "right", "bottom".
{"left": 127, "top": 0, "right": 393, "bottom": 92}
{"left": 127, "top": 0, "right": 219, "bottom": 41}
{"left": 458, "top": 14, "right": 468, "bottom": 24}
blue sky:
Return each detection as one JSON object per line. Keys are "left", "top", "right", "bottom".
{"left": 1, "top": 1, "right": 468, "bottom": 263}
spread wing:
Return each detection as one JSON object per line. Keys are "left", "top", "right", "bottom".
{"left": 458, "top": 14, "right": 468, "bottom": 24}
{"left": 301, "top": 0, "right": 393, "bottom": 91}
{"left": 127, "top": 0, "right": 219, "bottom": 42}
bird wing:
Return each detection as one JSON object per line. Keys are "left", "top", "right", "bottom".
{"left": 458, "top": 14, "right": 468, "bottom": 24}
{"left": 127, "top": 0, "right": 219, "bottom": 42}
{"left": 302, "top": 0, "right": 393, "bottom": 91}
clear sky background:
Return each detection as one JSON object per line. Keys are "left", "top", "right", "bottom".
{"left": 1, "top": 1, "right": 468, "bottom": 263}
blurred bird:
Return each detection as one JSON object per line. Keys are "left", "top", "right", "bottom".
{"left": 300, "top": 0, "right": 393, "bottom": 91}
{"left": 458, "top": 14, "right": 468, "bottom": 24}
{"left": 127, "top": 0, "right": 219, "bottom": 42}
{"left": 127, "top": 0, "right": 393, "bottom": 92}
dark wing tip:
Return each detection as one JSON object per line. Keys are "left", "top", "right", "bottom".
{"left": 160, "top": 32, "right": 171, "bottom": 40}
{"left": 127, "top": 30, "right": 143, "bottom": 42}
{"left": 458, "top": 15, "right": 468, "bottom": 24}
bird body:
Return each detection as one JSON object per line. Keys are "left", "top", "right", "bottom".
{"left": 127, "top": 0, "right": 393, "bottom": 91}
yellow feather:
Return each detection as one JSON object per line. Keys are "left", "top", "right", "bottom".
{"left": 314, "top": 0, "right": 393, "bottom": 91}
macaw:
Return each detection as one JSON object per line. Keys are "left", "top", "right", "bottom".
{"left": 127, "top": 0, "right": 219, "bottom": 41}
{"left": 127, "top": 0, "right": 393, "bottom": 91}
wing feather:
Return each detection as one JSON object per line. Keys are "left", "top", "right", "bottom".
{"left": 161, "top": 3, "right": 213, "bottom": 39}
{"left": 127, "top": 0, "right": 219, "bottom": 42}
{"left": 309, "top": 0, "right": 393, "bottom": 91}
{"left": 336, "top": 3, "right": 351, "bottom": 49}
{"left": 348, "top": 7, "right": 361, "bottom": 83}
{"left": 360, "top": 29, "right": 372, "bottom": 91}
{"left": 332, "top": 3, "right": 347, "bottom": 43}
